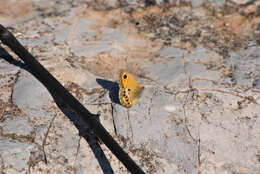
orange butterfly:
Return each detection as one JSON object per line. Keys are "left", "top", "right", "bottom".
{"left": 119, "top": 72, "right": 144, "bottom": 108}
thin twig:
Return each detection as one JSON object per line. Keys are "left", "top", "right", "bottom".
{"left": 42, "top": 114, "right": 57, "bottom": 164}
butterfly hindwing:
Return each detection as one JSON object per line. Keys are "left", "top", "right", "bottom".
{"left": 119, "top": 88, "right": 132, "bottom": 107}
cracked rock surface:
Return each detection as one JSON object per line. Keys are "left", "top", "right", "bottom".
{"left": 0, "top": 0, "right": 260, "bottom": 173}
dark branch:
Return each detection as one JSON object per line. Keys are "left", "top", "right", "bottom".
{"left": 0, "top": 24, "right": 145, "bottom": 174}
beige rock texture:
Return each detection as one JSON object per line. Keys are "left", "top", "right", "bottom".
{"left": 0, "top": 0, "right": 260, "bottom": 174}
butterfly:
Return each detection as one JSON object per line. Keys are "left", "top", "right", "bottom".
{"left": 119, "top": 72, "right": 144, "bottom": 108}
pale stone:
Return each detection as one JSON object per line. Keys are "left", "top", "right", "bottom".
{"left": 231, "top": 0, "right": 252, "bottom": 5}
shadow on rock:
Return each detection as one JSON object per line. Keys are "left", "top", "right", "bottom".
{"left": 96, "top": 78, "right": 120, "bottom": 105}
{"left": 0, "top": 45, "right": 114, "bottom": 174}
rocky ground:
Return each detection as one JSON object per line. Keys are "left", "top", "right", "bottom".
{"left": 0, "top": 0, "right": 260, "bottom": 173}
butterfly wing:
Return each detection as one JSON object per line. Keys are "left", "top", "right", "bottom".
{"left": 119, "top": 72, "right": 140, "bottom": 89}
{"left": 119, "top": 88, "right": 132, "bottom": 107}
{"left": 119, "top": 72, "right": 143, "bottom": 107}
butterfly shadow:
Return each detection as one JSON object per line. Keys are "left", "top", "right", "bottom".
{"left": 96, "top": 78, "right": 120, "bottom": 105}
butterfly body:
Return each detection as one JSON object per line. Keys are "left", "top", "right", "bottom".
{"left": 119, "top": 72, "right": 143, "bottom": 108}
